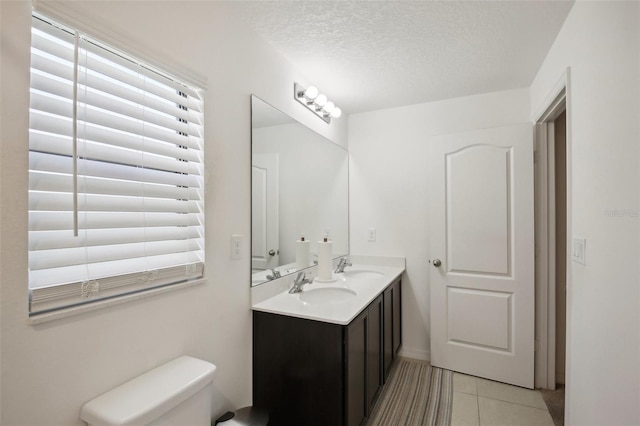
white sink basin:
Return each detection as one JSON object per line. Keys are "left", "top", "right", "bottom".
{"left": 298, "top": 287, "right": 357, "bottom": 305}
{"left": 341, "top": 270, "right": 384, "bottom": 280}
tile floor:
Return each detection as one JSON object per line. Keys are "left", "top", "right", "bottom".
{"left": 452, "top": 373, "right": 556, "bottom": 426}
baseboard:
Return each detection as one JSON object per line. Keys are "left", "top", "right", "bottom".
{"left": 398, "top": 347, "right": 430, "bottom": 362}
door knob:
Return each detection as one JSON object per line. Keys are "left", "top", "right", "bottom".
{"left": 268, "top": 249, "right": 276, "bottom": 256}
{"left": 432, "top": 258, "right": 442, "bottom": 267}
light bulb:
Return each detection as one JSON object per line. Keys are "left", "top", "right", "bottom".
{"left": 323, "top": 102, "right": 335, "bottom": 113}
{"left": 330, "top": 107, "right": 342, "bottom": 119}
{"left": 315, "top": 94, "right": 327, "bottom": 107}
{"left": 304, "top": 86, "right": 318, "bottom": 100}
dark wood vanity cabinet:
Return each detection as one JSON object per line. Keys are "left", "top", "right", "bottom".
{"left": 346, "top": 294, "right": 383, "bottom": 426}
{"left": 346, "top": 306, "right": 368, "bottom": 426}
{"left": 253, "top": 277, "right": 401, "bottom": 426}
{"left": 383, "top": 277, "right": 402, "bottom": 380}
{"left": 366, "top": 294, "right": 383, "bottom": 414}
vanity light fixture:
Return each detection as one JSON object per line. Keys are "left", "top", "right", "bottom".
{"left": 294, "top": 82, "right": 342, "bottom": 123}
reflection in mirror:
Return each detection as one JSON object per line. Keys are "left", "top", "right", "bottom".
{"left": 251, "top": 96, "right": 349, "bottom": 286}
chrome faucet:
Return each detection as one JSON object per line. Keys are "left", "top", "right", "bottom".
{"left": 266, "top": 268, "right": 281, "bottom": 280}
{"left": 335, "top": 258, "right": 352, "bottom": 273}
{"left": 288, "top": 272, "right": 313, "bottom": 294}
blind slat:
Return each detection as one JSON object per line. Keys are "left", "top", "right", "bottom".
{"left": 30, "top": 96, "right": 200, "bottom": 148}
{"left": 29, "top": 116, "right": 202, "bottom": 156}
{"left": 31, "top": 85, "right": 200, "bottom": 139}
{"left": 30, "top": 192, "right": 201, "bottom": 213}
{"left": 79, "top": 39, "right": 201, "bottom": 102}
{"left": 29, "top": 151, "right": 202, "bottom": 187}
{"left": 29, "top": 226, "right": 202, "bottom": 251}
{"left": 30, "top": 170, "right": 202, "bottom": 199}
{"left": 31, "top": 49, "right": 75, "bottom": 81}
{"left": 30, "top": 239, "right": 203, "bottom": 271}
{"left": 30, "top": 132, "right": 202, "bottom": 176}
{"left": 80, "top": 72, "right": 197, "bottom": 124}
{"left": 31, "top": 62, "right": 201, "bottom": 127}
{"left": 29, "top": 211, "right": 203, "bottom": 231}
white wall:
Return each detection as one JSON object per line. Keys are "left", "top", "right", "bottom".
{"left": 0, "top": 2, "right": 347, "bottom": 425}
{"left": 348, "top": 88, "right": 530, "bottom": 360}
{"left": 530, "top": 2, "right": 640, "bottom": 425}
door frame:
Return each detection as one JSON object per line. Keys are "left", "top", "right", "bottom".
{"left": 532, "top": 67, "right": 572, "bottom": 402}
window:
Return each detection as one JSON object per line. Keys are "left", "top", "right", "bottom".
{"left": 28, "top": 14, "right": 205, "bottom": 315}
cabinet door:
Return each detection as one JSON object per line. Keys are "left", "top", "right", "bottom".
{"left": 383, "top": 286, "right": 393, "bottom": 380}
{"left": 253, "top": 312, "right": 343, "bottom": 426}
{"left": 393, "top": 279, "right": 402, "bottom": 355}
{"left": 347, "top": 310, "right": 367, "bottom": 426}
{"left": 367, "top": 295, "right": 383, "bottom": 414}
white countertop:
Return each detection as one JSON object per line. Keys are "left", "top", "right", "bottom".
{"left": 251, "top": 262, "right": 405, "bottom": 325}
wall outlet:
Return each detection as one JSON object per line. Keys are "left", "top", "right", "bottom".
{"left": 368, "top": 228, "right": 376, "bottom": 242}
{"left": 231, "top": 234, "right": 242, "bottom": 260}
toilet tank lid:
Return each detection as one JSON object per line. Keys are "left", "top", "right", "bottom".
{"left": 80, "top": 356, "right": 217, "bottom": 426}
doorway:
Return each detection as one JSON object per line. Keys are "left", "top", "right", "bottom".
{"left": 533, "top": 77, "right": 570, "bottom": 400}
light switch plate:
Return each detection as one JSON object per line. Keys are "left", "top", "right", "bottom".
{"left": 572, "top": 237, "right": 586, "bottom": 265}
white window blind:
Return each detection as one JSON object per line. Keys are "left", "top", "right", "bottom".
{"left": 28, "top": 14, "right": 205, "bottom": 315}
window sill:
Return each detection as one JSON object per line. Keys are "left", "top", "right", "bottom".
{"left": 28, "top": 278, "right": 206, "bottom": 325}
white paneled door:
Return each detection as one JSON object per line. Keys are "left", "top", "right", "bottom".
{"left": 252, "top": 153, "right": 279, "bottom": 271}
{"left": 429, "top": 124, "right": 535, "bottom": 388}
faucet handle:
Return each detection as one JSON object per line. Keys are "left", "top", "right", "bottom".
{"left": 288, "top": 271, "right": 311, "bottom": 294}
{"left": 266, "top": 268, "right": 282, "bottom": 281}
{"left": 335, "top": 258, "right": 352, "bottom": 273}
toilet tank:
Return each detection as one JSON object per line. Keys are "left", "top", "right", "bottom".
{"left": 81, "top": 356, "right": 216, "bottom": 426}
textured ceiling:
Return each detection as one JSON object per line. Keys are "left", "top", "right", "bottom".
{"left": 226, "top": 0, "right": 574, "bottom": 114}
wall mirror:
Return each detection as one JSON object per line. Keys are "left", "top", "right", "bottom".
{"left": 251, "top": 95, "right": 349, "bottom": 286}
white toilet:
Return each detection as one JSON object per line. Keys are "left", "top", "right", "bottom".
{"left": 80, "top": 356, "right": 217, "bottom": 426}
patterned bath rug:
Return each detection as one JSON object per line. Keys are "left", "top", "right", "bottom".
{"left": 368, "top": 359, "right": 453, "bottom": 426}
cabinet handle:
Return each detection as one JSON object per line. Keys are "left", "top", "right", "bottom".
{"left": 431, "top": 259, "right": 442, "bottom": 267}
